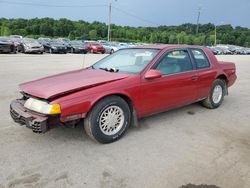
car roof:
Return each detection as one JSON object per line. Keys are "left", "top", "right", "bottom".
{"left": 135, "top": 44, "right": 205, "bottom": 50}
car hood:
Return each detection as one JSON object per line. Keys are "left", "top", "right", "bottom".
{"left": 20, "top": 69, "right": 129, "bottom": 100}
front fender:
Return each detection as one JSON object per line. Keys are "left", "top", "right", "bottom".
{"left": 52, "top": 85, "right": 140, "bottom": 122}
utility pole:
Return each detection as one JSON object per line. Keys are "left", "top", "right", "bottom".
{"left": 107, "top": 2, "right": 112, "bottom": 42}
{"left": 196, "top": 7, "right": 201, "bottom": 35}
{"left": 215, "top": 22, "right": 223, "bottom": 46}
{"left": 214, "top": 25, "right": 217, "bottom": 46}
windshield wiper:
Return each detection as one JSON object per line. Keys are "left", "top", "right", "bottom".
{"left": 99, "top": 67, "right": 119, "bottom": 72}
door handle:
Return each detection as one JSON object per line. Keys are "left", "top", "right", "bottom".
{"left": 191, "top": 75, "right": 199, "bottom": 80}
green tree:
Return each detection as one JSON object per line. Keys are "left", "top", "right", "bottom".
{"left": 169, "top": 35, "right": 176, "bottom": 44}
{"left": 0, "top": 26, "right": 11, "bottom": 35}
{"left": 89, "top": 30, "right": 97, "bottom": 40}
{"left": 1, "top": 18, "right": 250, "bottom": 47}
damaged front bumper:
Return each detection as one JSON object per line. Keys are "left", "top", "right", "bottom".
{"left": 10, "top": 100, "right": 59, "bottom": 133}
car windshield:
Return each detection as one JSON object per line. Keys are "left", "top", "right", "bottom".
{"left": 60, "top": 38, "right": 70, "bottom": 42}
{"left": 71, "top": 41, "right": 83, "bottom": 45}
{"left": 39, "top": 38, "right": 50, "bottom": 42}
{"left": 0, "top": 37, "right": 11, "bottom": 42}
{"left": 51, "top": 41, "right": 62, "bottom": 45}
{"left": 91, "top": 42, "right": 101, "bottom": 46}
{"left": 23, "top": 38, "right": 38, "bottom": 44}
{"left": 102, "top": 43, "right": 110, "bottom": 46}
{"left": 92, "top": 48, "right": 160, "bottom": 74}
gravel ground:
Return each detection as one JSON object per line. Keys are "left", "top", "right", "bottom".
{"left": 0, "top": 54, "right": 249, "bottom": 188}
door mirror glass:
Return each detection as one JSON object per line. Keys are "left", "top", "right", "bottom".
{"left": 144, "top": 70, "right": 162, "bottom": 79}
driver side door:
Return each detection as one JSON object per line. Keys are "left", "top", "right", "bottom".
{"left": 139, "top": 49, "right": 198, "bottom": 116}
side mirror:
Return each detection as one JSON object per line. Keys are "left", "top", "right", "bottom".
{"left": 144, "top": 70, "right": 162, "bottom": 80}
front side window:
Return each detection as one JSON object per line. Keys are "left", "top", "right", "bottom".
{"left": 92, "top": 48, "right": 160, "bottom": 74}
{"left": 155, "top": 50, "right": 193, "bottom": 75}
{"left": 191, "top": 49, "right": 210, "bottom": 69}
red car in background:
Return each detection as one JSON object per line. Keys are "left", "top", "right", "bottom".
{"left": 85, "top": 41, "right": 105, "bottom": 54}
{"left": 10, "top": 45, "right": 237, "bottom": 144}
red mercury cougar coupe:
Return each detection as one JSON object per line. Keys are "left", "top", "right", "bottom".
{"left": 10, "top": 45, "right": 237, "bottom": 143}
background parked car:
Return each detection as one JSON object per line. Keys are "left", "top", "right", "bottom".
{"left": 38, "top": 38, "right": 51, "bottom": 52}
{"left": 85, "top": 41, "right": 105, "bottom": 54}
{"left": 57, "top": 38, "right": 72, "bottom": 52}
{"left": 9, "top": 35, "right": 22, "bottom": 39}
{"left": 19, "top": 38, "right": 44, "bottom": 54}
{"left": 0, "top": 37, "right": 16, "bottom": 53}
{"left": 70, "top": 40, "right": 88, "bottom": 54}
{"left": 1, "top": 34, "right": 250, "bottom": 56}
{"left": 235, "top": 48, "right": 249, "bottom": 55}
{"left": 119, "top": 42, "right": 129, "bottom": 49}
{"left": 101, "top": 42, "right": 119, "bottom": 54}
{"left": 46, "top": 40, "right": 68, "bottom": 54}
{"left": 9, "top": 37, "right": 22, "bottom": 52}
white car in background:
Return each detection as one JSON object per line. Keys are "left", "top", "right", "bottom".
{"left": 101, "top": 42, "right": 120, "bottom": 54}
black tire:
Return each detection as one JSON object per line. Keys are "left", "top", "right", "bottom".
{"left": 84, "top": 96, "right": 131, "bottom": 144}
{"left": 202, "top": 79, "right": 227, "bottom": 109}
{"left": 13, "top": 48, "right": 17, "bottom": 54}
{"left": 110, "top": 49, "right": 114, "bottom": 54}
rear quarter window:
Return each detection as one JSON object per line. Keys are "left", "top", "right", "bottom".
{"left": 191, "top": 49, "right": 210, "bottom": 69}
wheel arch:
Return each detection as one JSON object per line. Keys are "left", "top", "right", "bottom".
{"left": 90, "top": 93, "right": 135, "bottom": 115}
{"left": 88, "top": 93, "right": 139, "bottom": 127}
{"left": 216, "top": 74, "right": 229, "bottom": 94}
{"left": 216, "top": 74, "right": 228, "bottom": 85}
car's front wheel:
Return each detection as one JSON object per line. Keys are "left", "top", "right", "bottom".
{"left": 202, "top": 79, "right": 226, "bottom": 109}
{"left": 84, "top": 96, "right": 131, "bottom": 144}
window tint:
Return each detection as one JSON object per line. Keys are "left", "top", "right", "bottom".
{"left": 191, "top": 49, "right": 210, "bottom": 69}
{"left": 155, "top": 50, "right": 193, "bottom": 75}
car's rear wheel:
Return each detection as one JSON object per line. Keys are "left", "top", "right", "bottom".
{"left": 84, "top": 96, "right": 131, "bottom": 144}
{"left": 202, "top": 79, "right": 226, "bottom": 109}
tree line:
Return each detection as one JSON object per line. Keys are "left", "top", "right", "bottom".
{"left": 0, "top": 17, "right": 250, "bottom": 47}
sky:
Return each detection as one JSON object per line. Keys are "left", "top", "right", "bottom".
{"left": 0, "top": 0, "right": 250, "bottom": 28}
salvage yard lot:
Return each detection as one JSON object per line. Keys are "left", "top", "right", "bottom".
{"left": 0, "top": 54, "right": 250, "bottom": 188}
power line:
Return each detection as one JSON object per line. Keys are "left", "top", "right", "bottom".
{"left": 0, "top": 0, "right": 107, "bottom": 8}
{"left": 112, "top": 6, "right": 159, "bottom": 26}
{"left": 0, "top": 0, "right": 159, "bottom": 26}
